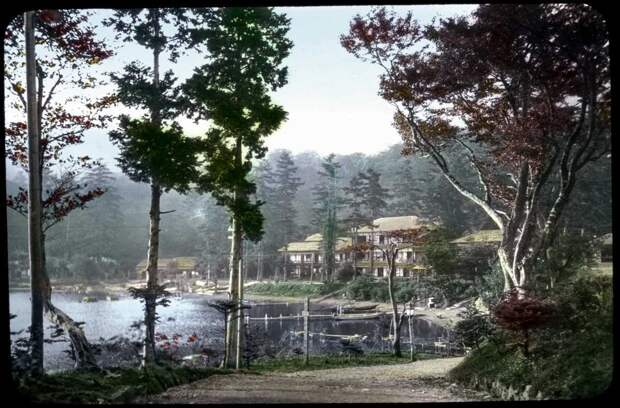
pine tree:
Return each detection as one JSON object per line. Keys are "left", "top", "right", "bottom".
{"left": 253, "top": 160, "right": 277, "bottom": 280}
{"left": 79, "top": 163, "right": 122, "bottom": 264}
{"left": 389, "top": 159, "right": 426, "bottom": 216}
{"left": 272, "top": 151, "right": 303, "bottom": 280}
{"left": 183, "top": 7, "right": 292, "bottom": 368}
{"left": 343, "top": 172, "right": 371, "bottom": 277}
{"left": 106, "top": 8, "right": 204, "bottom": 367}
{"left": 312, "top": 154, "right": 344, "bottom": 281}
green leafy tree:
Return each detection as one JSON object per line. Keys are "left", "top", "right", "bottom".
{"left": 182, "top": 7, "right": 292, "bottom": 368}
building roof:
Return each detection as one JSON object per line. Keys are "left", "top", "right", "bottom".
{"left": 451, "top": 229, "right": 502, "bottom": 245}
{"left": 278, "top": 236, "right": 352, "bottom": 252}
{"left": 305, "top": 233, "right": 323, "bottom": 242}
{"left": 135, "top": 256, "right": 198, "bottom": 271}
{"left": 357, "top": 215, "right": 429, "bottom": 233}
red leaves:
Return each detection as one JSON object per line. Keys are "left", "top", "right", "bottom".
{"left": 493, "top": 289, "right": 555, "bottom": 333}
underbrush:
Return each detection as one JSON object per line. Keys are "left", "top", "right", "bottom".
{"left": 14, "top": 365, "right": 232, "bottom": 404}
{"left": 449, "top": 275, "right": 613, "bottom": 400}
{"left": 246, "top": 281, "right": 344, "bottom": 297}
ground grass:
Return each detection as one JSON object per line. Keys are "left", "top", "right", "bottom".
{"left": 246, "top": 281, "right": 344, "bottom": 298}
{"left": 14, "top": 365, "right": 233, "bottom": 404}
{"left": 245, "top": 352, "right": 437, "bottom": 374}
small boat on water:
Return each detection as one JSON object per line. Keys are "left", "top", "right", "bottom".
{"left": 341, "top": 304, "right": 379, "bottom": 313}
{"left": 334, "top": 312, "right": 384, "bottom": 320}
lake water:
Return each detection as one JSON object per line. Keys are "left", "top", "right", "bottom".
{"left": 9, "top": 291, "right": 448, "bottom": 372}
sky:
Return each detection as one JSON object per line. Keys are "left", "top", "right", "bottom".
{"left": 5, "top": 5, "right": 478, "bottom": 178}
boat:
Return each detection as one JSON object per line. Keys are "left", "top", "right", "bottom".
{"left": 334, "top": 312, "right": 384, "bottom": 320}
{"left": 341, "top": 304, "right": 379, "bottom": 313}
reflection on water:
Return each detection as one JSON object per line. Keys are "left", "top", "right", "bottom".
{"left": 9, "top": 291, "right": 448, "bottom": 371}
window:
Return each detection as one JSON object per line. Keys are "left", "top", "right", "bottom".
{"left": 403, "top": 268, "right": 410, "bottom": 277}
{"left": 407, "top": 251, "right": 413, "bottom": 260}
{"left": 377, "top": 267, "right": 384, "bottom": 277}
{"left": 379, "top": 235, "right": 385, "bottom": 244}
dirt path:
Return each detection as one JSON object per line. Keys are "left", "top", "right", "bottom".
{"left": 137, "top": 357, "right": 492, "bottom": 404}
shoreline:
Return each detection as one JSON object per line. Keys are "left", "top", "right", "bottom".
{"left": 10, "top": 280, "right": 465, "bottom": 329}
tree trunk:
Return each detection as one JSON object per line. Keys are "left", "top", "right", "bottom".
{"left": 226, "top": 214, "right": 242, "bottom": 367}
{"left": 143, "top": 182, "right": 161, "bottom": 367}
{"left": 25, "top": 10, "right": 45, "bottom": 376}
{"left": 387, "top": 255, "right": 401, "bottom": 357}
{"left": 236, "top": 254, "right": 244, "bottom": 369}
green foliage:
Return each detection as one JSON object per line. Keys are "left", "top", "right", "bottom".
{"left": 422, "top": 228, "right": 458, "bottom": 276}
{"left": 345, "top": 275, "right": 390, "bottom": 302}
{"left": 335, "top": 263, "right": 355, "bottom": 282}
{"left": 312, "top": 154, "right": 344, "bottom": 279}
{"left": 248, "top": 352, "right": 428, "bottom": 373}
{"left": 109, "top": 117, "right": 199, "bottom": 191}
{"left": 450, "top": 275, "right": 613, "bottom": 399}
{"left": 531, "top": 231, "right": 598, "bottom": 291}
{"left": 453, "top": 305, "right": 495, "bottom": 349}
{"left": 16, "top": 365, "right": 231, "bottom": 403}
{"left": 184, "top": 7, "right": 293, "bottom": 243}
{"left": 246, "top": 281, "right": 343, "bottom": 297}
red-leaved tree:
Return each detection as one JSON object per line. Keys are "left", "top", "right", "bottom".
{"left": 4, "top": 10, "right": 114, "bottom": 370}
{"left": 341, "top": 4, "right": 610, "bottom": 295}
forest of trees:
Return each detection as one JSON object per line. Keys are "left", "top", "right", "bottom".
{"left": 7, "top": 142, "right": 611, "bottom": 283}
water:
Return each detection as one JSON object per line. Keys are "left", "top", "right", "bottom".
{"left": 9, "top": 291, "right": 448, "bottom": 371}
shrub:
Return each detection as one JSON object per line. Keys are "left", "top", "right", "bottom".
{"left": 335, "top": 263, "right": 355, "bottom": 282}
{"left": 452, "top": 305, "right": 495, "bottom": 349}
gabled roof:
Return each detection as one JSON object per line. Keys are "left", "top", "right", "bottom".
{"left": 278, "top": 236, "right": 352, "bottom": 252}
{"left": 135, "top": 256, "right": 198, "bottom": 271}
{"left": 357, "top": 215, "right": 429, "bottom": 233}
{"left": 451, "top": 229, "right": 502, "bottom": 244}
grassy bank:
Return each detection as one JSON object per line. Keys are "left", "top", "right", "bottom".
{"left": 246, "top": 281, "right": 344, "bottom": 298}
{"left": 14, "top": 365, "right": 232, "bottom": 404}
{"left": 449, "top": 275, "right": 613, "bottom": 400}
{"left": 246, "top": 352, "right": 437, "bottom": 373}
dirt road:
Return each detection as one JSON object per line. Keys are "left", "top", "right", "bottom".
{"left": 137, "top": 357, "right": 492, "bottom": 404}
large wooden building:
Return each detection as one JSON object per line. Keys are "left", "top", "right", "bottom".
{"left": 278, "top": 215, "right": 433, "bottom": 279}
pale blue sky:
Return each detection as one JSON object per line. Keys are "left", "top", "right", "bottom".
{"left": 6, "top": 5, "right": 477, "bottom": 178}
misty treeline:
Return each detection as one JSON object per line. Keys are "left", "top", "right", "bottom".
{"left": 7, "top": 142, "right": 611, "bottom": 283}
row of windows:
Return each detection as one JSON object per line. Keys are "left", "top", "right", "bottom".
{"left": 286, "top": 251, "right": 417, "bottom": 263}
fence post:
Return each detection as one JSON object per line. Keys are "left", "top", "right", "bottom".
{"left": 304, "top": 297, "right": 310, "bottom": 365}
{"left": 408, "top": 301, "right": 414, "bottom": 361}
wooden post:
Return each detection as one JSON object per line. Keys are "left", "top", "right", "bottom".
{"left": 408, "top": 301, "right": 414, "bottom": 361}
{"left": 304, "top": 297, "right": 310, "bottom": 365}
